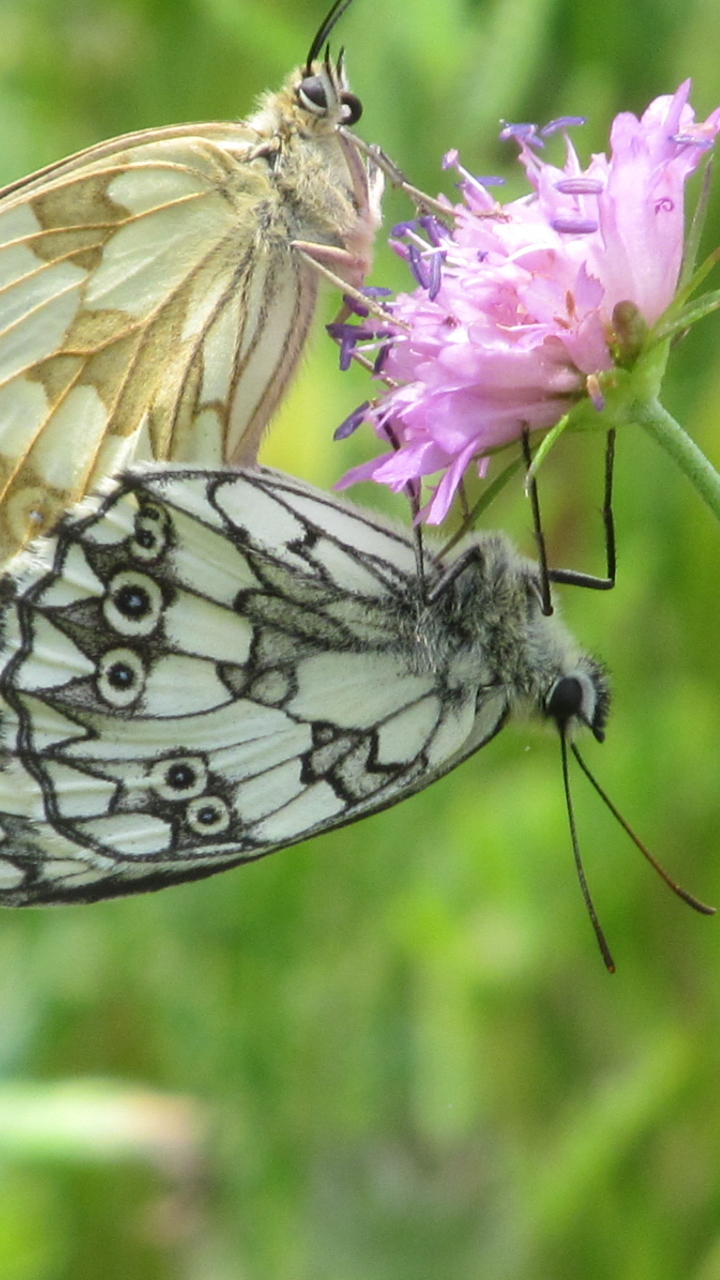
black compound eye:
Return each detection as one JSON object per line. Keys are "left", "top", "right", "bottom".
{"left": 298, "top": 74, "right": 328, "bottom": 112}
{"left": 340, "top": 91, "right": 362, "bottom": 124}
{"left": 546, "top": 676, "right": 584, "bottom": 725}
{"left": 547, "top": 665, "right": 609, "bottom": 743}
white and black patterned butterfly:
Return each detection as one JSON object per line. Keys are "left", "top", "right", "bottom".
{"left": 0, "top": 463, "right": 610, "bottom": 902}
{"left": 1, "top": 463, "right": 712, "bottom": 966}
{"left": 0, "top": 0, "right": 383, "bottom": 564}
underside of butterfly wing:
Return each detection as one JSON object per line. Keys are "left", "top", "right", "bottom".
{"left": 0, "top": 467, "right": 507, "bottom": 906}
{"left": 0, "top": 87, "right": 380, "bottom": 565}
{"left": 0, "top": 127, "right": 312, "bottom": 560}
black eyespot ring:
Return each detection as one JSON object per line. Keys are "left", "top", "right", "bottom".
{"left": 151, "top": 756, "right": 208, "bottom": 801}
{"left": 97, "top": 648, "right": 145, "bottom": 708}
{"left": 186, "top": 795, "right": 231, "bottom": 836}
{"left": 104, "top": 572, "right": 162, "bottom": 637}
{"left": 130, "top": 504, "right": 169, "bottom": 562}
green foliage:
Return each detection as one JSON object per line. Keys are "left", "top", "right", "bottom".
{"left": 1, "top": 0, "right": 720, "bottom": 1276}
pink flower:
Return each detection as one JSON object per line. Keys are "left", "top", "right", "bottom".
{"left": 337, "top": 82, "right": 720, "bottom": 523}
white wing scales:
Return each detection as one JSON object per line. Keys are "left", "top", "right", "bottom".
{"left": 0, "top": 467, "right": 509, "bottom": 904}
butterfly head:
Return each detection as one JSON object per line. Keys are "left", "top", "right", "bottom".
{"left": 296, "top": 54, "right": 362, "bottom": 129}
{"left": 251, "top": 36, "right": 362, "bottom": 140}
{"left": 295, "top": 0, "right": 363, "bottom": 129}
{"left": 545, "top": 657, "right": 610, "bottom": 744}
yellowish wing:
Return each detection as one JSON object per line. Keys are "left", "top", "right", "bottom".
{"left": 0, "top": 85, "right": 381, "bottom": 562}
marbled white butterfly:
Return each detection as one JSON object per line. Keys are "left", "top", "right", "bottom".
{"left": 0, "top": 465, "right": 610, "bottom": 909}
{"left": 0, "top": 0, "right": 382, "bottom": 564}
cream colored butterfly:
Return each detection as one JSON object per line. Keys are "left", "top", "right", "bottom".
{"left": 0, "top": 0, "right": 382, "bottom": 564}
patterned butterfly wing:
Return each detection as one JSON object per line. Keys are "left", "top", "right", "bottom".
{"left": 0, "top": 466, "right": 610, "bottom": 907}
{"left": 0, "top": 466, "right": 530, "bottom": 905}
{"left": 0, "top": 55, "right": 381, "bottom": 564}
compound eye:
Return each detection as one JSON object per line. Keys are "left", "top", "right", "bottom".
{"left": 298, "top": 74, "right": 328, "bottom": 112}
{"left": 340, "top": 91, "right": 362, "bottom": 124}
{"left": 546, "top": 676, "right": 584, "bottom": 726}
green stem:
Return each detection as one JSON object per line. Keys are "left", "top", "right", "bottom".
{"left": 633, "top": 397, "right": 720, "bottom": 523}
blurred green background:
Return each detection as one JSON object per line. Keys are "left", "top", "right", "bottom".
{"left": 2, "top": 0, "right": 720, "bottom": 1276}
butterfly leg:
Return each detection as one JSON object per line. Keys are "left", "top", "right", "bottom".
{"left": 335, "top": 130, "right": 383, "bottom": 230}
{"left": 523, "top": 428, "right": 617, "bottom": 615}
{"left": 423, "top": 543, "right": 487, "bottom": 607}
{"left": 291, "top": 242, "right": 401, "bottom": 325}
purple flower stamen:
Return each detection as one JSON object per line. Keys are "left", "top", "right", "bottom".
{"left": 427, "top": 250, "right": 445, "bottom": 300}
{"left": 550, "top": 216, "right": 599, "bottom": 234}
{"left": 391, "top": 220, "right": 419, "bottom": 238}
{"left": 373, "top": 343, "right": 391, "bottom": 374}
{"left": 418, "top": 215, "right": 444, "bottom": 247}
{"left": 405, "top": 244, "right": 447, "bottom": 296}
{"left": 499, "top": 121, "right": 540, "bottom": 142}
{"left": 541, "top": 116, "right": 587, "bottom": 135}
{"left": 554, "top": 177, "right": 604, "bottom": 195}
{"left": 406, "top": 243, "right": 432, "bottom": 290}
{"left": 327, "top": 322, "right": 374, "bottom": 370}
{"left": 672, "top": 132, "right": 714, "bottom": 148}
{"left": 340, "top": 287, "right": 393, "bottom": 319}
{"left": 334, "top": 402, "right": 370, "bottom": 440}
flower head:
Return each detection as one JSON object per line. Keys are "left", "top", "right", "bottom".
{"left": 337, "top": 82, "right": 720, "bottom": 523}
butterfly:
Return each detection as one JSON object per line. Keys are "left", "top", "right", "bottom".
{"left": 0, "top": 0, "right": 382, "bottom": 564}
{"left": 0, "top": 463, "right": 610, "bottom": 910}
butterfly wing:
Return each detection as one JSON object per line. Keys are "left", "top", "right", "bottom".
{"left": 0, "top": 87, "right": 381, "bottom": 565}
{"left": 0, "top": 124, "right": 317, "bottom": 559}
{"left": 0, "top": 467, "right": 507, "bottom": 905}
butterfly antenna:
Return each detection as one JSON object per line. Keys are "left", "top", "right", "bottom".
{"left": 571, "top": 743, "right": 715, "bottom": 915}
{"left": 559, "top": 730, "right": 616, "bottom": 972}
{"left": 306, "top": 0, "right": 356, "bottom": 71}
